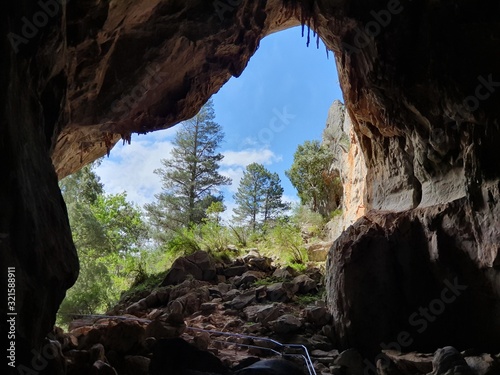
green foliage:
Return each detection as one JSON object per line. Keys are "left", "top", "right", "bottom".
{"left": 292, "top": 204, "right": 326, "bottom": 239}
{"left": 263, "top": 220, "right": 308, "bottom": 266}
{"left": 252, "top": 276, "right": 287, "bottom": 286}
{"left": 233, "top": 163, "right": 289, "bottom": 230}
{"left": 330, "top": 208, "right": 343, "bottom": 219}
{"left": 145, "top": 99, "right": 231, "bottom": 240}
{"left": 289, "top": 262, "right": 308, "bottom": 273}
{"left": 165, "top": 227, "right": 201, "bottom": 257}
{"left": 91, "top": 193, "right": 148, "bottom": 254}
{"left": 228, "top": 225, "right": 252, "bottom": 248}
{"left": 286, "top": 140, "right": 342, "bottom": 217}
{"left": 199, "top": 221, "right": 231, "bottom": 254}
{"left": 295, "top": 293, "right": 322, "bottom": 306}
{"left": 120, "top": 271, "right": 167, "bottom": 302}
{"left": 205, "top": 201, "right": 226, "bottom": 224}
{"left": 58, "top": 161, "right": 149, "bottom": 323}
{"left": 59, "top": 162, "right": 104, "bottom": 205}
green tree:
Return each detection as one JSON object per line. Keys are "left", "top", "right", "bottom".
{"left": 59, "top": 162, "right": 104, "bottom": 205}
{"left": 58, "top": 161, "right": 148, "bottom": 321}
{"left": 233, "top": 163, "right": 288, "bottom": 230}
{"left": 286, "top": 140, "right": 342, "bottom": 217}
{"left": 145, "top": 99, "right": 231, "bottom": 239}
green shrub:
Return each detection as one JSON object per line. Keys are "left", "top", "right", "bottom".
{"left": 165, "top": 227, "right": 200, "bottom": 256}
{"left": 252, "top": 276, "right": 287, "bottom": 286}
{"left": 292, "top": 205, "right": 326, "bottom": 238}
{"left": 264, "top": 220, "right": 308, "bottom": 266}
{"left": 330, "top": 208, "right": 343, "bottom": 219}
{"left": 199, "top": 221, "right": 231, "bottom": 254}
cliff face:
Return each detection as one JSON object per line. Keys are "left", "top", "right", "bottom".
{"left": 322, "top": 100, "right": 366, "bottom": 240}
{"left": 2, "top": 0, "right": 500, "bottom": 368}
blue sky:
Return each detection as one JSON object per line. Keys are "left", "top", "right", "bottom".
{"left": 95, "top": 26, "right": 343, "bottom": 219}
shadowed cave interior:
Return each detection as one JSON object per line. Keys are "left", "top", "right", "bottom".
{"left": 2, "top": 0, "right": 500, "bottom": 374}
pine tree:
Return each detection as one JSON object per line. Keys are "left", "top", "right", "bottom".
{"left": 233, "top": 163, "right": 288, "bottom": 230}
{"left": 145, "top": 99, "right": 231, "bottom": 237}
{"left": 262, "top": 171, "right": 289, "bottom": 223}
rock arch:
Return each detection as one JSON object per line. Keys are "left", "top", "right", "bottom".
{"left": 2, "top": 0, "right": 500, "bottom": 368}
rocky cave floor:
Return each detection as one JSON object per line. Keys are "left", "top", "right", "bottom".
{"left": 48, "top": 250, "right": 500, "bottom": 375}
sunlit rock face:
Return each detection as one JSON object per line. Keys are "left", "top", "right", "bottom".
{"left": 322, "top": 100, "right": 366, "bottom": 240}
{"left": 2, "top": 0, "right": 500, "bottom": 367}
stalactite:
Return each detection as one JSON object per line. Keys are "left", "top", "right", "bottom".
{"left": 102, "top": 132, "right": 114, "bottom": 157}
{"left": 121, "top": 133, "right": 132, "bottom": 145}
{"left": 307, "top": 22, "right": 311, "bottom": 47}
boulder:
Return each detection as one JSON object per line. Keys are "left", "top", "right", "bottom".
{"left": 464, "top": 353, "right": 500, "bottom": 375}
{"left": 431, "top": 347, "right": 473, "bottom": 375}
{"left": 269, "top": 314, "right": 302, "bottom": 334}
{"left": 247, "top": 256, "right": 273, "bottom": 271}
{"left": 272, "top": 267, "right": 295, "bottom": 279}
{"left": 200, "top": 302, "right": 219, "bottom": 313}
{"left": 307, "top": 241, "right": 333, "bottom": 262}
{"left": 266, "top": 282, "right": 299, "bottom": 302}
{"left": 234, "top": 271, "right": 265, "bottom": 288}
{"left": 224, "top": 265, "right": 249, "bottom": 277}
{"left": 334, "top": 348, "right": 364, "bottom": 375}
{"left": 303, "top": 306, "right": 331, "bottom": 326}
{"left": 243, "top": 304, "right": 283, "bottom": 324}
{"left": 149, "top": 338, "right": 228, "bottom": 375}
{"left": 104, "top": 321, "right": 145, "bottom": 354}
{"left": 145, "top": 320, "right": 184, "bottom": 339}
{"left": 234, "top": 359, "right": 305, "bottom": 375}
{"left": 382, "top": 350, "right": 433, "bottom": 374}
{"left": 124, "top": 356, "right": 150, "bottom": 375}
{"left": 227, "top": 290, "right": 256, "bottom": 310}
{"left": 91, "top": 360, "right": 117, "bottom": 375}
{"left": 292, "top": 274, "right": 317, "bottom": 294}
{"left": 89, "top": 343, "right": 106, "bottom": 363}
{"left": 161, "top": 251, "right": 216, "bottom": 286}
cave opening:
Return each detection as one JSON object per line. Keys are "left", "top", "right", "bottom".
{"left": 4, "top": 2, "right": 500, "bottom": 374}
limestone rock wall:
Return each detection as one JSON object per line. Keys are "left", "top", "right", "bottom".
{"left": 322, "top": 100, "right": 366, "bottom": 240}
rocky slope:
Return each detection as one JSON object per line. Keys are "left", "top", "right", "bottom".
{"left": 3, "top": 0, "right": 500, "bottom": 371}
{"left": 48, "top": 251, "right": 500, "bottom": 375}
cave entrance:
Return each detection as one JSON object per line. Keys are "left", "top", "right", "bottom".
{"left": 57, "top": 25, "right": 351, "bottom": 333}
{"left": 94, "top": 26, "right": 346, "bottom": 224}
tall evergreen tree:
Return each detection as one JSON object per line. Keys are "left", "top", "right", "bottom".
{"left": 145, "top": 99, "right": 231, "bottom": 237}
{"left": 233, "top": 163, "right": 288, "bottom": 230}
{"left": 262, "top": 172, "right": 289, "bottom": 222}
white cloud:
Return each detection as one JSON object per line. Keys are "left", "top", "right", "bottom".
{"left": 220, "top": 168, "right": 245, "bottom": 193}
{"left": 95, "top": 133, "right": 174, "bottom": 208}
{"left": 95, "top": 139, "right": 284, "bottom": 214}
{"left": 221, "top": 148, "right": 281, "bottom": 167}
{"left": 220, "top": 200, "right": 238, "bottom": 224}
{"left": 282, "top": 193, "right": 300, "bottom": 205}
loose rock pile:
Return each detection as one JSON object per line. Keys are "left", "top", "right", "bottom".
{"left": 47, "top": 250, "right": 500, "bottom": 375}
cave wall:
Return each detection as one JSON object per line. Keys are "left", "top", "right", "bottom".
{"left": 3, "top": 0, "right": 500, "bottom": 370}
{"left": 1, "top": 1, "right": 79, "bottom": 371}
